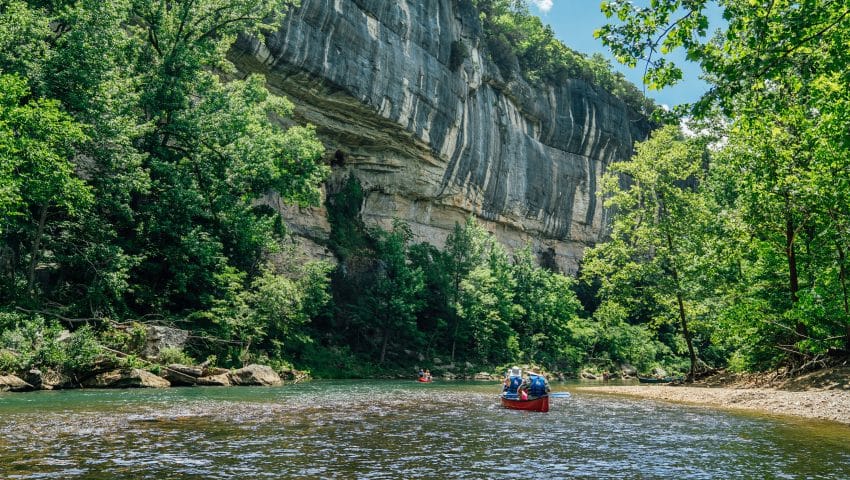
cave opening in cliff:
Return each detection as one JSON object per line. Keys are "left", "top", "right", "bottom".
{"left": 332, "top": 149, "right": 346, "bottom": 167}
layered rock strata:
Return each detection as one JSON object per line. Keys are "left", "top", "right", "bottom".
{"left": 231, "top": 0, "right": 650, "bottom": 272}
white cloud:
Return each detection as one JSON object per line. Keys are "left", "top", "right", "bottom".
{"left": 528, "top": 0, "right": 553, "bottom": 13}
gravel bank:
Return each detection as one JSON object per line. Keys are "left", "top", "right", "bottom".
{"left": 576, "top": 385, "right": 850, "bottom": 425}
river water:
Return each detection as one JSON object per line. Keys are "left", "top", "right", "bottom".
{"left": 1, "top": 380, "right": 848, "bottom": 479}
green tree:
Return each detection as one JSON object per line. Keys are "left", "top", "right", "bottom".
{"left": 408, "top": 242, "right": 453, "bottom": 359}
{"left": 355, "top": 222, "right": 425, "bottom": 364}
{"left": 709, "top": 91, "right": 850, "bottom": 366}
{"left": 597, "top": 0, "right": 850, "bottom": 370}
{"left": 0, "top": 74, "right": 90, "bottom": 297}
{"left": 122, "top": 0, "right": 327, "bottom": 313}
{"left": 457, "top": 237, "right": 519, "bottom": 364}
{"left": 583, "top": 125, "right": 711, "bottom": 379}
{"left": 1, "top": 0, "right": 331, "bottom": 372}
{"left": 443, "top": 218, "right": 489, "bottom": 362}
{"left": 202, "top": 259, "right": 332, "bottom": 366}
{"left": 0, "top": 0, "right": 51, "bottom": 91}
{"left": 596, "top": 0, "right": 850, "bottom": 115}
{"left": 511, "top": 246, "right": 582, "bottom": 368}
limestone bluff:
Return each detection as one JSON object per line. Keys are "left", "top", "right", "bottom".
{"left": 230, "top": 0, "right": 651, "bottom": 273}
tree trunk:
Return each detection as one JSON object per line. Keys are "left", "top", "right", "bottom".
{"left": 675, "top": 289, "right": 697, "bottom": 381}
{"left": 785, "top": 213, "right": 799, "bottom": 304}
{"left": 27, "top": 204, "right": 49, "bottom": 294}
{"left": 450, "top": 272, "right": 461, "bottom": 363}
{"left": 450, "top": 318, "right": 459, "bottom": 363}
{"left": 663, "top": 230, "right": 697, "bottom": 381}
{"left": 784, "top": 208, "right": 807, "bottom": 343}
{"left": 379, "top": 327, "right": 389, "bottom": 364}
{"left": 837, "top": 242, "right": 850, "bottom": 351}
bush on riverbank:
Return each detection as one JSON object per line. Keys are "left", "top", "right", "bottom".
{"left": 0, "top": 311, "right": 176, "bottom": 383}
{"left": 0, "top": 312, "right": 102, "bottom": 376}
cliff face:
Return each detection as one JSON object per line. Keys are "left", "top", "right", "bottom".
{"left": 231, "top": 0, "right": 650, "bottom": 273}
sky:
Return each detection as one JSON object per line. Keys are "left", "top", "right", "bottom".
{"left": 527, "top": 1, "right": 717, "bottom": 108}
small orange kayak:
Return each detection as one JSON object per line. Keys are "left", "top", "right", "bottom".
{"left": 500, "top": 395, "right": 549, "bottom": 412}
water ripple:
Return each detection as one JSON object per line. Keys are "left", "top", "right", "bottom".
{"left": 1, "top": 381, "right": 849, "bottom": 479}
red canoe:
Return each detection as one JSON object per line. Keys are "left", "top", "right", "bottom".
{"left": 417, "top": 377, "right": 432, "bottom": 383}
{"left": 500, "top": 395, "right": 549, "bottom": 412}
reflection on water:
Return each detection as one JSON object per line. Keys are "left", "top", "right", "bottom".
{"left": 1, "top": 381, "right": 849, "bottom": 479}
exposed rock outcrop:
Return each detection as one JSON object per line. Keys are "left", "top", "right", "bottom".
{"left": 81, "top": 369, "right": 170, "bottom": 389}
{"left": 0, "top": 374, "right": 34, "bottom": 392}
{"left": 168, "top": 364, "right": 204, "bottom": 377}
{"left": 202, "top": 367, "right": 229, "bottom": 377}
{"left": 195, "top": 373, "right": 232, "bottom": 386}
{"left": 162, "top": 364, "right": 202, "bottom": 386}
{"left": 230, "top": 0, "right": 651, "bottom": 272}
{"left": 23, "top": 369, "right": 71, "bottom": 390}
{"left": 143, "top": 326, "right": 189, "bottom": 359}
{"left": 163, "top": 364, "right": 233, "bottom": 386}
{"left": 279, "top": 367, "right": 310, "bottom": 383}
{"left": 229, "top": 364, "right": 283, "bottom": 386}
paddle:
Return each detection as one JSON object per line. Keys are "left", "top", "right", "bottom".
{"left": 500, "top": 392, "right": 571, "bottom": 399}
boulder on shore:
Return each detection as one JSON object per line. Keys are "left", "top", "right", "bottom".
{"left": 620, "top": 364, "right": 637, "bottom": 376}
{"left": 82, "top": 369, "right": 170, "bottom": 388}
{"left": 168, "top": 364, "right": 203, "bottom": 377}
{"left": 279, "top": 368, "right": 310, "bottom": 383}
{"left": 0, "top": 374, "right": 34, "bottom": 392}
{"left": 143, "top": 325, "right": 189, "bottom": 358}
{"left": 202, "top": 366, "right": 229, "bottom": 377}
{"left": 229, "top": 364, "right": 282, "bottom": 386}
{"left": 162, "top": 368, "right": 198, "bottom": 386}
{"left": 196, "top": 373, "right": 232, "bottom": 386}
{"left": 23, "top": 369, "right": 71, "bottom": 390}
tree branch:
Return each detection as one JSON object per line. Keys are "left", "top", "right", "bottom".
{"left": 755, "top": 7, "right": 850, "bottom": 79}
{"left": 14, "top": 306, "right": 97, "bottom": 326}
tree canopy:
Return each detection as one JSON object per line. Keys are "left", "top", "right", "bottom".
{"left": 587, "top": 0, "right": 850, "bottom": 374}
{"left": 0, "top": 0, "right": 330, "bottom": 369}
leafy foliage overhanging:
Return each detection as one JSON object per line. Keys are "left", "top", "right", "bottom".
{"left": 585, "top": 0, "right": 850, "bottom": 373}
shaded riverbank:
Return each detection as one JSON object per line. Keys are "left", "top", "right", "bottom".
{"left": 577, "top": 367, "right": 850, "bottom": 425}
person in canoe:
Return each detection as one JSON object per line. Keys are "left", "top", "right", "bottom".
{"left": 418, "top": 368, "right": 425, "bottom": 380}
{"left": 424, "top": 369, "right": 432, "bottom": 381}
{"left": 526, "top": 368, "right": 550, "bottom": 399}
{"left": 503, "top": 366, "right": 524, "bottom": 397}
{"left": 517, "top": 378, "right": 529, "bottom": 400}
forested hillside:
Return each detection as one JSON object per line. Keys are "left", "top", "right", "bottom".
{"left": 0, "top": 0, "right": 332, "bottom": 375}
{"left": 2, "top": 0, "right": 848, "bottom": 382}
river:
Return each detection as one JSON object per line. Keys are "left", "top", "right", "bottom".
{"left": 1, "top": 380, "right": 848, "bottom": 479}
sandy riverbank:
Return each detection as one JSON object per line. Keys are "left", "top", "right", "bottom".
{"left": 575, "top": 366, "right": 850, "bottom": 425}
